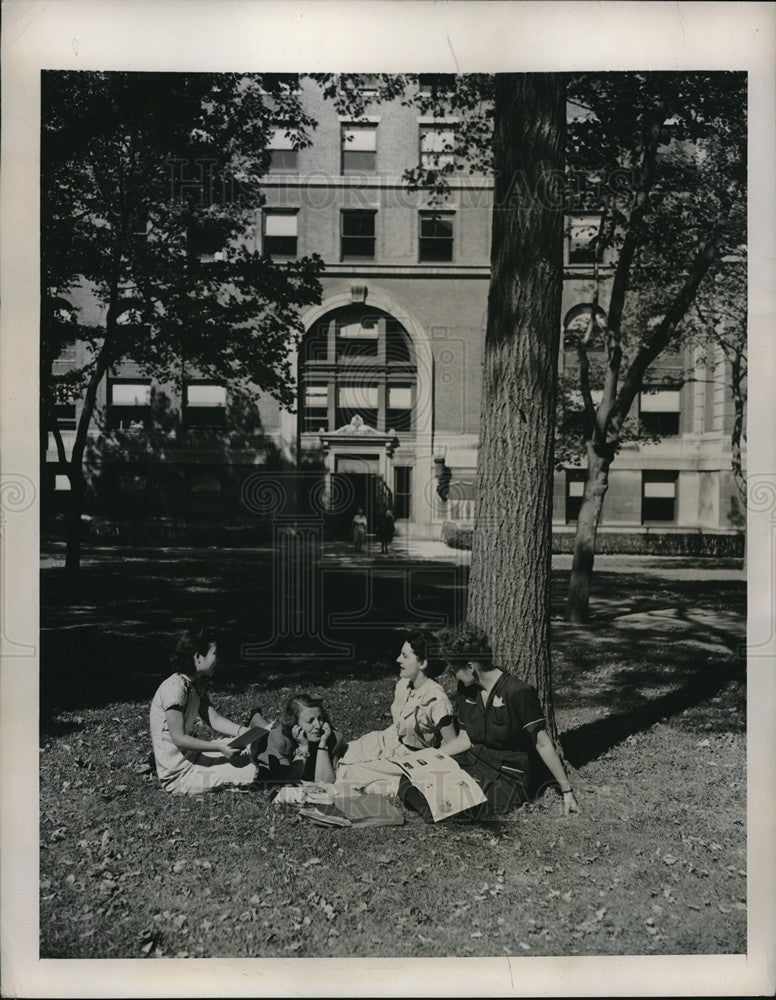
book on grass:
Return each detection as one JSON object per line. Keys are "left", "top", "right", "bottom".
{"left": 229, "top": 724, "right": 272, "bottom": 751}
{"left": 300, "top": 790, "right": 405, "bottom": 829}
{"left": 396, "top": 750, "right": 487, "bottom": 822}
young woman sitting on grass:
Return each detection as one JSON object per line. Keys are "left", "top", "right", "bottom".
{"left": 433, "top": 623, "right": 580, "bottom": 817}
{"left": 149, "top": 627, "right": 270, "bottom": 795}
{"left": 334, "top": 628, "right": 457, "bottom": 797}
{"left": 256, "top": 693, "right": 344, "bottom": 787}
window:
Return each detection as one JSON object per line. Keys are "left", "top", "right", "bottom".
{"left": 355, "top": 75, "right": 379, "bottom": 94}
{"left": 189, "top": 219, "right": 228, "bottom": 262}
{"left": 642, "top": 471, "right": 678, "bottom": 523}
{"left": 639, "top": 389, "right": 681, "bottom": 437}
{"left": 387, "top": 386, "right": 413, "bottom": 432}
{"left": 259, "top": 73, "right": 300, "bottom": 94}
{"left": 263, "top": 210, "right": 298, "bottom": 257}
{"left": 56, "top": 340, "right": 76, "bottom": 363}
{"left": 268, "top": 128, "right": 298, "bottom": 171}
{"left": 337, "top": 313, "right": 379, "bottom": 360}
{"left": 184, "top": 383, "right": 227, "bottom": 428}
{"left": 53, "top": 402, "right": 77, "bottom": 431}
{"left": 565, "top": 469, "right": 586, "bottom": 523}
{"left": 341, "top": 124, "right": 377, "bottom": 173}
{"left": 300, "top": 306, "right": 417, "bottom": 435}
{"left": 386, "top": 319, "right": 412, "bottom": 363}
{"left": 420, "top": 125, "right": 455, "bottom": 170}
{"left": 337, "top": 384, "right": 378, "bottom": 429}
{"left": 567, "top": 214, "right": 602, "bottom": 265}
{"left": 341, "top": 210, "right": 376, "bottom": 260}
{"left": 303, "top": 383, "right": 329, "bottom": 431}
{"left": 418, "top": 74, "right": 455, "bottom": 94}
{"left": 108, "top": 381, "right": 151, "bottom": 431}
{"left": 419, "top": 211, "right": 454, "bottom": 262}
{"left": 394, "top": 466, "right": 412, "bottom": 519}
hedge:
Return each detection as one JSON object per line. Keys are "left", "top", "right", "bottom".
{"left": 442, "top": 522, "right": 744, "bottom": 558}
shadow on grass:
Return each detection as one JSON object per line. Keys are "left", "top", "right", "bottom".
{"left": 559, "top": 658, "right": 744, "bottom": 768}
{"left": 40, "top": 550, "right": 746, "bottom": 770}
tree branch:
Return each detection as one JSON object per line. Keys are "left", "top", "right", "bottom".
{"left": 609, "top": 227, "right": 720, "bottom": 434}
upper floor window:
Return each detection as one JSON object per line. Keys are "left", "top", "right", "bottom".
{"left": 355, "top": 75, "right": 380, "bottom": 95}
{"left": 419, "top": 211, "right": 454, "bottom": 262}
{"left": 303, "top": 383, "right": 329, "bottom": 432}
{"left": 386, "top": 385, "right": 413, "bottom": 432}
{"left": 108, "top": 381, "right": 151, "bottom": 431}
{"left": 267, "top": 128, "right": 298, "bottom": 171}
{"left": 55, "top": 340, "right": 76, "bottom": 363}
{"left": 341, "top": 210, "right": 376, "bottom": 261}
{"left": 263, "top": 210, "right": 298, "bottom": 257}
{"left": 337, "top": 313, "right": 379, "bottom": 360}
{"left": 184, "top": 383, "right": 227, "bottom": 428}
{"left": 418, "top": 74, "right": 455, "bottom": 94}
{"left": 189, "top": 218, "right": 228, "bottom": 262}
{"left": 53, "top": 401, "right": 77, "bottom": 431}
{"left": 337, "top": 383, "right": 379, "bottom": 429}
{"left": 420, "top": 125, "right": 456, "bottom": 170}
{"left": 300, "top": 305, "right": 417, "bottom": 434}
{"left": 642, "top": 470, "right": 678, "bottom": 523}
{"left": 567, "top": 214, "right": 602, "bottom": 265}
{"left": 639, "top": 389, "right": 682, "bottom": 437}
{"left": 259, "top": 73, "right": 300, "bottom": 94}
{"left": 341, "top": 124, "right": 377, "bottom": 173}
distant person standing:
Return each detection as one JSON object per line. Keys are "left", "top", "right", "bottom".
{"left": 377, "top": 508, "right": 395, "bottom": 554}
{"left": 351, "top": 507, "right": 368, "bottom": 552}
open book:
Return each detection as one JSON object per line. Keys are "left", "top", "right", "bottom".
{"left": 395, "top": 750, "right": 487, "bottom": 822}
{"left": 229, "top": 724, "right": 272, "bottom": 751}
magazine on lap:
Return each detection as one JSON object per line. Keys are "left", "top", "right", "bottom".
{"left": 396, "top": 750, "right": 487, "bottom": 822}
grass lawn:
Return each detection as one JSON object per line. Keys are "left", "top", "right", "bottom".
{"left": 39, "top": 546, "right": 746, "bottom": 958}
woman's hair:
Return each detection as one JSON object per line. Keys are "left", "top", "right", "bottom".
{"left": 281, "top": 693, "right": 331, "bottom": 739}
{"left": 435, "top": 623, "right": 493, "bottom": 669}
{"left": 406, "top": 627, "right": 447, "bottom": 680}
{"left": 170, "top": 627, "right": 217, "bottom": 676}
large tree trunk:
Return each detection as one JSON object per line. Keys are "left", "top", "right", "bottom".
{"left": 467, "top": 73, "right": 565, "bottom": 729}
{"left": 566, "top": 444, "right": 612, "bottom": 623}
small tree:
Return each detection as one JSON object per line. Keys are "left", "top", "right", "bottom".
{"left": 42, "top": 71, "right": 323, "bottom": 571}
{"left": 562, "top": 72, "right": 746, "bottom": 623}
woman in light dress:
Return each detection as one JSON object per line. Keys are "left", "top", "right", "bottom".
{"left": 335, "top": 628, "right": 456, "bottom": 797}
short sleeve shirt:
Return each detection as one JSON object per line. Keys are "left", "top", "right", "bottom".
{"left": 149, "top": 673, "right": 212, "bottom": 784}
{"left": 456, "top": 672, "right": 545, "bottom": 754}
{"left": 258, "top": 727, "right": 346, "bottom": 781}
{"left": 390, "top": 677, "right": 454, "bottom": 750}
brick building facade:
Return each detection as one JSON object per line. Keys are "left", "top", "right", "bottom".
{"left": 46, "top": 76, "right": 745, "bottom": 541}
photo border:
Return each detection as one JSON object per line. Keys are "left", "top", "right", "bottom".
{"left": 2, "top": 2, "right": 774, "bottom": 996}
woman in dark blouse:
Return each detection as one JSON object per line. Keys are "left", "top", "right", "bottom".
{"left": 436, "top": 624, "right": 579, "bottom": 816}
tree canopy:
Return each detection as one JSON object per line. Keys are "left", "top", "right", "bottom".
{"left": 42, "top": 71, "right": 324, "bottom": 569}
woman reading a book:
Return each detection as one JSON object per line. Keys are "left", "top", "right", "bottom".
{"left": 435, "top": 623, "right": 580, "bottom": 817}
{"left": 149, "top": 627, "right": 269, "bottom": 795}
{"left": 335, "top": 628, "right": 457, "bottom": 797}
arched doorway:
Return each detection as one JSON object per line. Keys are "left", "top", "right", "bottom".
{"left": 298, "top": 303, "right": 419, "bottom": 537}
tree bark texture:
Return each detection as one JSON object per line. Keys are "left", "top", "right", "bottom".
{"left": 467, "top": 74, "right": 565, "bottom": 724}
